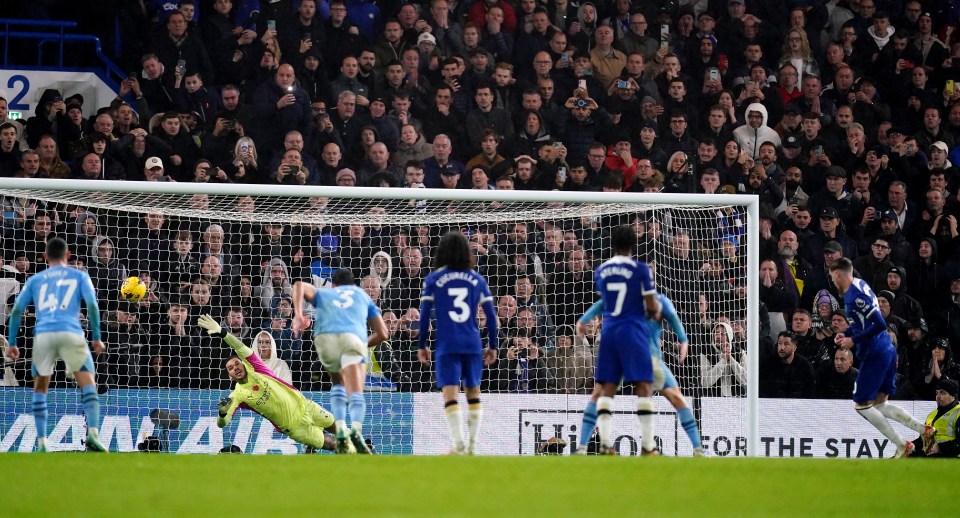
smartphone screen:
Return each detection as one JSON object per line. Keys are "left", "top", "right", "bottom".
{"left": 267, "top": 19, "right": 276, "bottom": 31}
{"left": 578, "top": 79, "right": 587, "bottom": 90}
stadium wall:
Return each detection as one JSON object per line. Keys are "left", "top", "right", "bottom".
{"left": 0, "top": 391, "right": 934, "bottom": 457}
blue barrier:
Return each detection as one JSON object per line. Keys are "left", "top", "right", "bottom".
{"left": 0, "top": 388, "right": 414, "bottom": 454}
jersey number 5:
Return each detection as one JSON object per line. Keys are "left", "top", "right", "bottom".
{"left": 333, "top": 290, "right": 355, "bottom": 309}
{"left": 37, "top": 279, "right": 78, "bottom": 312}
{"left": 447, "top": 287, "right": 471, "bottom": 323}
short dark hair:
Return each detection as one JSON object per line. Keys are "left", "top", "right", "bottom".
{"left": 611, "top": 225, "right": 637, "bottom": 253}
{"left": 45, "top": 237, "right": 69, "bottom": 261}
{"left": 777, "top": 331, "right": 796, "bottom": 344}
{"left": 828, "top": 257, "right": 854, "bottom": 273}
{"left": 332, "top": 268, "right": 356, "bottom": 286}
{"left": 434, "top": 231, "right": 472, "bottom": 270}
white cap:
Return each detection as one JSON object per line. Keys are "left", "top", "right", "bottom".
{"left": 145, "top": 156, "right": 163, "bottom": 169}
{"left": 417, "top": 32, "right": 437, "bottom": 45}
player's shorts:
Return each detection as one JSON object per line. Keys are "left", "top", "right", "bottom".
{"left": 282, "top": 400, "right": 335, "bottom": 449}
{"left": 435, "top": 352, "right": 483, "bottom": 389}
{"left": 313, "top": 333, "right": 367, "bottom": 373}
{"left": 595, "top": 325, "right": 652, "bottom": 384}
{"left": 32, "top": 332, "right": 93, "bottom": 377}
{"left": 853, "top": 346, "right": 897, "bottom": 404}
{"left": 651, "top": 356, "right": 678, "bottom": 392}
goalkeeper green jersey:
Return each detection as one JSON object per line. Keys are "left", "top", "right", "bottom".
{"left": 217, "top": 334, "right": 307, "bottom": 432}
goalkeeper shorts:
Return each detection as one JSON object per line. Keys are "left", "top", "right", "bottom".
{"left": 32, "top": 332, "right": 94, "bottom": 377}
{"left": 313, "top": 333, "right": 367, "bottom": 373}
{"left": 282, "top": 401, "right": 335, "bottom": 449}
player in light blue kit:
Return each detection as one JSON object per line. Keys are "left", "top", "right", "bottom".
{"left": 829, "top": 257, "right": 935, "bottom": 458}
{"left": 591, "top": 225, "right": 661, "bottom": 455}
{"left": 576, "top": 292, "right": 704, "bottom": 456}
{"left": 417, "top": 231, "right": 499, "bottom": 455}
{"left": 4, "top": 237, "right": 107, "bottom": 452}
{"left": 293, "top": 269, "right": 389, "bottom": 454}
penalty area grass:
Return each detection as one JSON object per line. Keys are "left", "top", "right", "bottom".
{"left": 0, "top": 454, "right": 946, "bottom": 517}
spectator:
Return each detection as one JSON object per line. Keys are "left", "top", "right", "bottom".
{"left": 253, "top": 64, "right": 313, "bottom": 153}
{"left": 253, "top": 330, "right": 293, "bottom": 385}
{"left": 906, "top": 379, "right": 960, "bottom": 458}
{"left": 817, "top": 348, "right": 859, "bottom": 399}
{"left": 760, "top": 331, "right": 817, "bottom": 398}
{"left": 698, "top": 322, "right": 748, "bottom": 397}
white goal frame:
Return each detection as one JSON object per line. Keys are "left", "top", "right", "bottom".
{"left": 0, "top": 178, "right": 760, "bottom": 456}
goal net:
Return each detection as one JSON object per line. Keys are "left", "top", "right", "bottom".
{"left": 0, "top": 179, "right": 758, "bottom": 455}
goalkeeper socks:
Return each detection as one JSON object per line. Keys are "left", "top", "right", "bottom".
{"left": 875, "top": 402, "right": 925, "bottom": 434}
{"left": 330, "top": 385, "right": 348, "bottom": 435}
{"left": 348, "top": 392, "right": 366, "bottom": 435}
{"left": 580, "top": 400, "right": 598, "bottom": 448}
{"left": 445, "top": 400, "right": 465, "bottom": 451}
{"left": 637, "top": 397, "right": 655, "bottom": 452}
{"left": 677, "top": 406, "right": 702, "bottom": 451}
{"left": 596, "top": 396, "right": 613, "bottom": 448}
{"left": 32, "top": 392, "right": 48, "bottom": 441}
{"left": 466, "top": 398, "right": 482, "bottom": 452}
{"left": 857, "top": 406, "right": 905, "bottom": 448}
{"left": 81, "top": 385, "right": 100, "bottom": 433}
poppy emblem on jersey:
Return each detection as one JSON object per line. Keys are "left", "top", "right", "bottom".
{"left": 253, "top": 385, "right": 259, "bottom": 391}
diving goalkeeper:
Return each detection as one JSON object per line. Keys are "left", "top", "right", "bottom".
{"left": 197, "top": 314, "right": 337, "bottom": 453}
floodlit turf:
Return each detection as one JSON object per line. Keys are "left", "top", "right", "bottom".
{"left": 1, "top": 454, "right": 948, "bottom": 517}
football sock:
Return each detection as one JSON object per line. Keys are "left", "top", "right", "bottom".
{"left": 677, "top": 406, "right": 702, "bottom": 451}
{"left": 348, "top": 392, "right": 366, "bottom": 435}
{"left": 579, "top": 400, "right": 598, "bottom": 448}
{"left": 32, "top": 392, "right": 47, "bottom": 440}
{"left": 637, "top": 397, "right": 656, "bottom": 451}
{"left": 445, "top": 400, "right": 464, "bottom": 451}
{"left": 857, "top": 406, "right": 905, "bottom": 448}
{"left": 81, "top": 385, "right": 100, "bottom": 434}
{"left": 875, "top": 402, "right": 925, "bottom": 434}
{"left": 466, "top": 398, "right": 482, "bottom": 450}
{"left": 596, "top": 396, "right": 613, "bottom": 448}
{"left": 330, "top": 385, "right": 348, "bottom": 435}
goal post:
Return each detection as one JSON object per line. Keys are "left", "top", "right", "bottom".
{"left": 0, "top": 178, "right": 759, "bottom": 455}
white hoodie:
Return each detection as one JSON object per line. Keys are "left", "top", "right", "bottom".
{"left": 733, "top": 102, "right": 782, "bottom": 159}
{"left": 254, "top": 330, "right": 293, "bottom": 384}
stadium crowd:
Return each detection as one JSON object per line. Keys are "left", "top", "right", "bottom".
{"left": 1, "top": 0, "right": 960, "bottom": 401}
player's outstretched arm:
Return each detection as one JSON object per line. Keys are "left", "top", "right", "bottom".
{"left": 198, "top": 314, "right": 254, "bottom": 358}
{"left": 292, "top": 280, "right": 316, "bottom": 334}
{"left": 579, "top": 299, "right": 604, "bottom": 326}
{"left": 217, "top": 394, "right": 241, "bottom": 428}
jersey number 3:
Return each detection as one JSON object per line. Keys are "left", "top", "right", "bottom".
{"left": 447, "top": 287, "right": 471, "bottom": 323}
{"left": 37, "top": 279, "right": 78, "bottom": 312}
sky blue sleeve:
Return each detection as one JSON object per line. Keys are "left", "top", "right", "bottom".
{"left": 579, "top": 299, "right": 605, "bottom": 324}
{"left": 81, "top": 274, "right": 102, "bottom": 341}
{"left": 662, "top": 298, "right": 688, "bottom": 343}
{"left": 367, "top": 298, "right": 382, "bottom": 318}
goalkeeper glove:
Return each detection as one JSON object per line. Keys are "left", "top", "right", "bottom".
{"left": 218, "top": 397, "right": 233, "bottom": 418}
{"left": 198, "top": 314, "right": 225, "bottom": 337}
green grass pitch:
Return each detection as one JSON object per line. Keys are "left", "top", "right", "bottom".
{"left": 1, "top": 454, "right": 948, "bottom": 517}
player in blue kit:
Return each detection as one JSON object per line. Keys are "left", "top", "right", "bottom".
{"left": 4, "top": 237, "right": 107, "bottom": 452}
{"left": 575, "top": 292, "right": 704, "bottom": 456}
{"left": 293, "top": 268, "right": 389, "bottom": 454}
{"left": 418, "top": 231, "right": 499, "bottom": 455}
{"left": 591, "top": 225, "right": 661, "bottom": 455}
{"left": 829, "top": 257, "right": 936, "bottom": 458}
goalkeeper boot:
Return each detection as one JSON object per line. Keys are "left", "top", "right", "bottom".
{"left": 350, "top": 430, "right": 373, "bottom": 454}
{"left": 84, "top": 430, "right": 108, "bottom": 453}
{"left": 335, "top": 433, "right": 357, "bottom": 455}
{"left": 921, "top": 425, "right": 937, "bottom": 453}
{"left": 894, "top": 441, "right": 915, "bottom": 459}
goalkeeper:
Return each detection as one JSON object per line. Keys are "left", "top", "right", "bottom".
{"left": 197, "top": 314, "right": 337, "bottom": 453}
